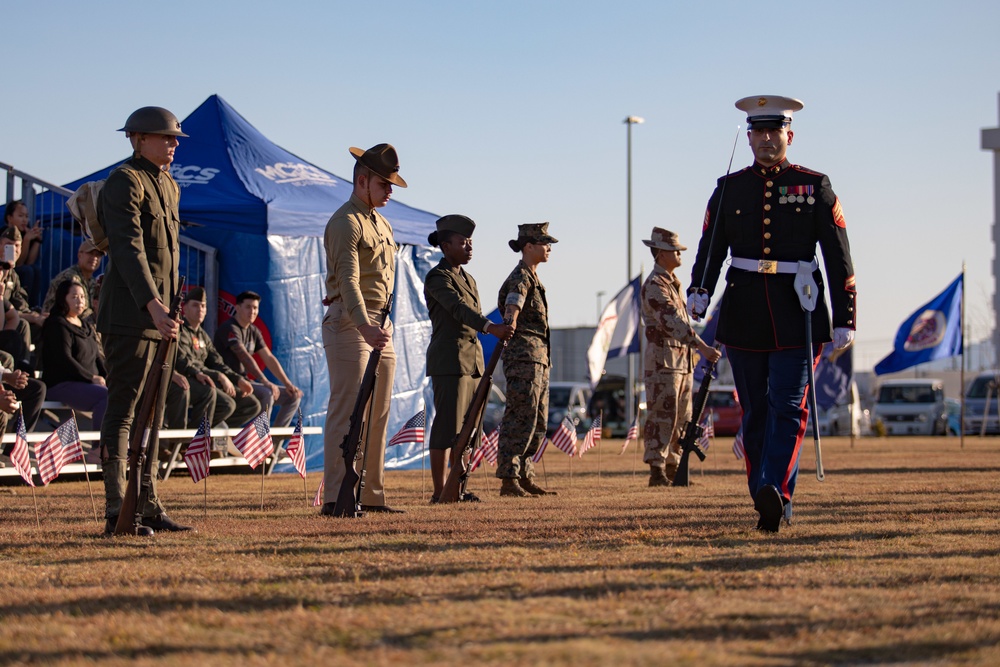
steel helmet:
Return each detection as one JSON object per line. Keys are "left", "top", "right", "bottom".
{"left": 117, "top": 106, "right": 189, "bottom": 137}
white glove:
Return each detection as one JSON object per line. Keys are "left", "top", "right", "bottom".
{"left": 686, "top": 292, "right": 710, "bottom": 321}
{"left": 833, "top": 327, "right": 854, "bottom": 350}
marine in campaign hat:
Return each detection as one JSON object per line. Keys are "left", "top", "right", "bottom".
{"left": 349, "top": 144, "right": 407, "bottom": 188}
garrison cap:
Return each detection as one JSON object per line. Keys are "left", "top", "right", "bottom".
{"left": 428, "top": 214, "right": 476, "bottom": 246}
{"left": 736, "top": 95, "right": 803, "bottom": 129}
{"left": 349, "top": 143, "right": 407, "bottom": 188}
{"left": 509, "top": 222, "right": 558, "bottom": 253}
{"left": 184, "top": 286, "right": 207, "bottom": 303}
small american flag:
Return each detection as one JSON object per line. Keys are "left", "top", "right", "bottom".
{"left": 312, "top": 479, "right": 324, "bottom": 507}
{"left": 10, "top": 413, "right": 34, "bottom": 487}
{"left": 732, "top": 428, "right": 745, "bottom": 460}
{"left": 387, "top": 410, "right": 425, "bottom": 447}
{"left": 697, "top": 412, "right": 715, "bottom": 451}
{"left": 620, "top": 417, "right": 640, "bottom": 455}
{"left": 285, "top": 411, "right": 306, "bottom": 479}
{"left": 469, "top": 427, "right": 499, "bottom": 472}
{"left": 35, "top": 417, "right": 83, "bottom": 485}
{"left": 579, "top": 413, "right": 602, "bottom": 456}
{"left": 234, "top": 412, "right": 273, "bottom": 469}
{"left": 183, "top": 415, "right": 212, "bottom": 483}
{"left": 550, "top": 417, "right": 578, "bottom": 457}
{"left": 531, "top": 436, "right": 550, "bottom": 463}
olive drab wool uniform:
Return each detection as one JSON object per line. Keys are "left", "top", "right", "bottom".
{"left": 496, "top": 260, "right": 550, "bottom": 480}
{"left": 641, "top": 263, "right": 702, "bottom": 471}
{"left": 322, "top": 192, "right": 397, "bottom": 507}
{"left": 690, "top": 157, "right": 855, "bottom": 507}
{"left": 97, "top": 154, "right": 180, "bottom": 520}
{"left": 424, "top": 258, "right": 489, "bottom": 451}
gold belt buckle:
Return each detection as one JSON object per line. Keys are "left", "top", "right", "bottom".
{"left": 757, "top": 260, "right": 777, "bottom": 274}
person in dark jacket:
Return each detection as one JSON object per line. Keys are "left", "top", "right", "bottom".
{"left": 42, "top": 279, "right": 107, "bottom": 428}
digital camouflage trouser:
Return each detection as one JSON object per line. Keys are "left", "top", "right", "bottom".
{"left": 496, "top": 362, "right": 549, "bottom": 480}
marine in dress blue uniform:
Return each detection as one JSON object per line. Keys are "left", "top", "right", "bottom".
{"left": 688, "top": 96, "right": 856, "bottom": 532}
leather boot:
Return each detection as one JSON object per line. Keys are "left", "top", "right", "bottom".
{"left": 499, "top": 478, "right": 533, "bottom": 498}
{"left": 648, "top": 465, "right": 671, "bottom": 487}
{"left": 520, "top": 477, "right": 558, "bottom": 496}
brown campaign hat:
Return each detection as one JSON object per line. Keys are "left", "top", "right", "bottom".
{"left": 349, "top": 143, "right": 407, "bottom": 188}
{"left": 428, "top": 214, "right": 476, "bottom": 246}
{"left": 642, "top": 227, "right": 687, "bottom": 251}
{"left": 508, "top": 222, "right": 559, "bottom": 252}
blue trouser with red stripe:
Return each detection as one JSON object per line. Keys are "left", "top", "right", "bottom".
{"left": 727, "top": 346, "right": 819, "bottom": 504}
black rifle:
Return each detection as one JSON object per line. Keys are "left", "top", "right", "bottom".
{"left": 438, "top": 333, "right": 506, "bottom": 504}
{"left": 114, "top": 276, "right": 185, "bottom": 535}
{"left": 332, "top": 296, "right": 393, "bottom": 518}
{"left": 673, "top": 350, "right": 719, "bottom": 487}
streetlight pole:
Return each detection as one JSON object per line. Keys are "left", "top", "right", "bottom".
{"left": 623, "top": 116, "right": 644, "bottom": 425}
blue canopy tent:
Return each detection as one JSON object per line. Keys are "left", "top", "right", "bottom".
{"left": 46, "top": 95, "right": 441, "bottom": 471}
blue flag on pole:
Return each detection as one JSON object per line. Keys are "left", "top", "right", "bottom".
{"left": 587, "top": 276, "right": 641, "bottom": 388}
{"left": 874, "top": 274, "right": 963, "bottom": 375}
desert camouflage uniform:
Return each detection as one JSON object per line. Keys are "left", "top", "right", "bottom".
{"left": 496, "top": 260, "right": 550, "bottom": 480}
{"left": 642, "top": 263, "right": 704, "bottom": 471}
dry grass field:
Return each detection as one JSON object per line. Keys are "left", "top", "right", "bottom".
{"left": 1, "top": 436, "right": 999, "bottom": 666}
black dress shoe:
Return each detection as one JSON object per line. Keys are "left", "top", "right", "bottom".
{"left": 360, "top": 504, "right": 405, "bottom": 514}
{"left": 104, "top": 516, "right": 154, "bottom": 537}
{"left": 141, "top": 513, "right": 195, "bottom": 532}
{"left": 459, "top": 492, "right": 481, "bottom": 503}
{"left": 755, "top": 485, "right": 783, "bottom": 533}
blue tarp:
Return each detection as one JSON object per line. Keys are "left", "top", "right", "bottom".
{"left": 51, "top": 95, "right": 442, "bottom": 472}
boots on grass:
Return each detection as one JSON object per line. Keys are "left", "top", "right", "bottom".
{"left": 649, "top": 464, "right": 671, "bottom": 487}
{"left": 520, "top": 476, "right": 558, "bottom": 496}
{"left": 500, "top": 478, "right": 533, "bottom": 498}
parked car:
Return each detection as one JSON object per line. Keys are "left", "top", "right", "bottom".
{"left": 704, "top": 385, "right": 742, "bottom": 436}
{"left": 945, "top": 397, "right": 961, "bottom": 436}
{"left": 548, "top": 382, "right": 592, "bottom": 435}
{"left": 588, "top": 374, "right": 644, "bottom": 437}
{"left": 872, "top": 378, "right": 948, "bottom": 436}
{"left": 812, "top": 381, "right": 866, "bottom": 436}
{"left": 962, "top": 372, "right": 1000, "bottom": 435}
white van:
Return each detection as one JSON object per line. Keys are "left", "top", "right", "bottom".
{"left": 873, "top": 379, "right": 948, "bottom": 436}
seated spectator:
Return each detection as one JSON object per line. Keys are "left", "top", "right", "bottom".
{"left": 214, "top": 291, "right": 301, "bottom": 428}
{"left": 40, "top": 281, "right": 107, "bottom": 429}
{"left": 2, "top": 200, "right": 43, "bottom": 308}
{"left": 0, "top": 227, "right": 47, "bottom": 340}
{"left": 174, "top": 287, "right": 260, "bottom": 428}
{"left": 0, "top": 259, "right": 31, "bottom": 370}
{"left": 42, "top": 240, "right": 104, "bottom": 321}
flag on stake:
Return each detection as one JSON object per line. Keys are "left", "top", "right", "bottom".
{"left": 312, "top": 480, "right": 324, "bottom": 507}
{"left": 183, "top": 415, "right": 212, "bottom": 483}
{"left": 234, "top": 412, "right": 274, "bottom": 469}
{"left": 470, "top": 427, "right": 499, "bottom": 472}
{"left": 285, "top": 412, "right": 307, "bottom": 478}
{"left": 550, "top": 417, "right": 578, "bottom": 457}
{"left": 579, "top": 413, "right": 602, "bottom": 456}
{"left": 620, "top": 417, "right": 639, "bottom": 454}
{"left": 698, "top": 413, "right": 714, "bottom": 451}
{"left": 35, "top": 417, "right": 83, "bottom": 485}
{"left": 10, "top": 413, "right": 34, "bottom": 486}
{"left": 733, "top": 428, "right": 746, "bottom": 460}
{"left": 531, "top": 436, "right": 550, "bottom": 463}
{"left": 387, "top": 410, "right": 425, "bottom": 446}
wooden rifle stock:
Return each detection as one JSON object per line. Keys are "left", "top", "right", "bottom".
{"left": 113, "top": 276, "right": 186, "bottom": 535}
{"left": 438, "top": 333, "right": 506, "bottom": 504}
{"left": 673, "top": 350, "right": 719, "bottom": 487}
{"left": 332, "top": 296, "right": 393, "bottom": 518}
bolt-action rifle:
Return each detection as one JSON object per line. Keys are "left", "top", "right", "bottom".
{"left": 114, "top": 276, "right": 185, "bottom": 536}
{"left": 438, "top": 330, "right": 507, "bottom": 504}
{"left": 332, "top": 296, "right": 393, "bottom": 518}
{"left": 673, "top": 349, "right": 720, "bottom": 487}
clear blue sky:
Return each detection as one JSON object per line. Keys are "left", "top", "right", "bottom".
{"left": 3, "top": 0, "right": 999, "bottom": 371}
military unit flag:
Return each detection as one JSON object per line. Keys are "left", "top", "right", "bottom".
{"left": 388, "top": 410, "right": 425, "bottom": 446}
{"left": 234, "top": 412, "right": 274, "bottom": 469}
{"left": 579, "top": 413, "right": 602, "bottom": 456}
{"left": 620, "top": 417, "right": 639, "bottom": 454}
{"left": 550, "top": 417, "right": 578, "bottom": 457}
{"left": 35, "top": 417, "right": 83, "bottom": 485}
{"left": 285, "top": 412, "right": 307, "bottom": 478}
{"left": 10, "top": 413, "right": 34, "bottom": 486}
{"left": 183, "top": 415, "right": 212, "bottom": 483}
